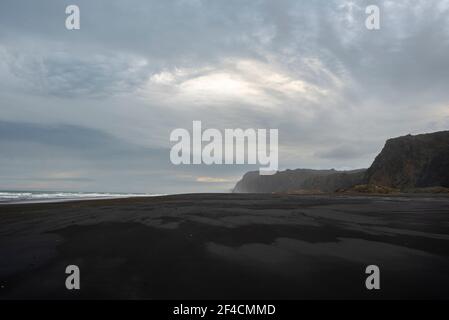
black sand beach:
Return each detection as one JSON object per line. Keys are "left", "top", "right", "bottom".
{"left": 1, "top": 193, "right": 449, "bottom": 299}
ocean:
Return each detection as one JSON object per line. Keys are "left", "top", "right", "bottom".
{"left": 0, "top": 190, "right": 161, "bottom": 204}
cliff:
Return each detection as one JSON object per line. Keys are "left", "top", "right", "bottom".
{"left": 233, "top": 169, "right": 366, "bottom": 193}
{"left": 233, "top": 131, "right": 449, "bottom": 193}
{"left": 364, "top": 131, "right": 449, "bottom": 189}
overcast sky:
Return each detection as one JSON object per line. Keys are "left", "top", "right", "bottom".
{"left": 0, "top": 0, "right": 448, "bottom": 193}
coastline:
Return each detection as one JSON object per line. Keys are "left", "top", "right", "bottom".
{"left": 1, "top": 191, "right": 448, "bottom": 206}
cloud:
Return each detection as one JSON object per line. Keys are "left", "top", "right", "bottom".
{"left": 196, "top": 176, "right": 234, "bottom": 183}
{"left": 139, "top": 57, "right": 342, "bottom": 116}
{"left": 0, "top": 0, "right": 448, "bottom": 192}
{"left": 0, "top": 120, "right": 247, "bottom": 193}
{"left": 315, "top": 144, "right": 379, "bottom": 161}
{"left": 1, "top": 48, "right": 150, "bottom": 98}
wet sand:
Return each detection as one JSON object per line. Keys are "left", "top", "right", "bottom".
{"left": 1, "top": 193, "right": 449, "bottom": 299}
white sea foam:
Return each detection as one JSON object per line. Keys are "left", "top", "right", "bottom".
{"left": 0, "top": 191, "right": 163, "bottom": 204}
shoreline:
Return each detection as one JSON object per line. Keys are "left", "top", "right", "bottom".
{"left": 1, "top": 191, "right": 448, "bottom": 206}
{"left": 0, "top": 194, "right": 167, "bottom": 206}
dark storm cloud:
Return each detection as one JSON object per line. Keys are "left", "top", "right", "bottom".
{"left": 4, "top": 52, "right": 150, "bottom": 98}
{"left": 0, "top": 120, "right": 120, "bottom": 148}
